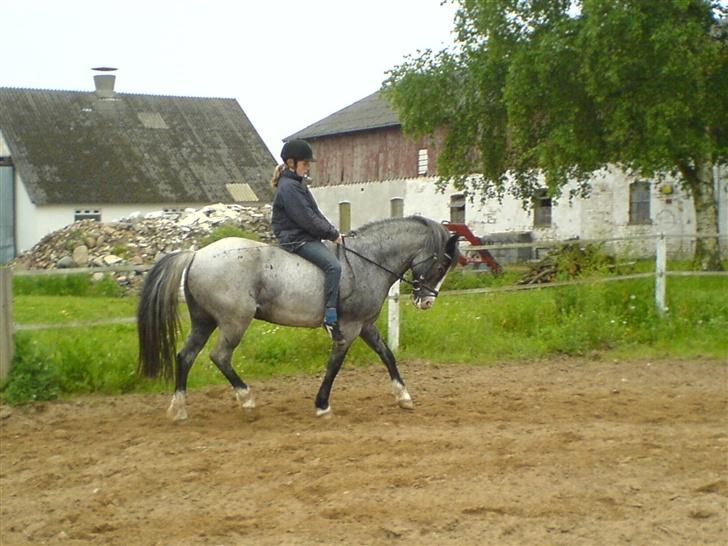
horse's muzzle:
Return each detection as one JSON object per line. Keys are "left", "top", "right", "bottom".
{"left": 412, "top": 295, "right": 436, "bottom": 310}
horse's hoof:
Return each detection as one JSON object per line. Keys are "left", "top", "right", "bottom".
{"left": 398, "top": 399, "right": 414, "bottom": 410}
{"left": 168, "top": 408, "right": 188, "bottom": 421}
{"left": 244, "top": 407, "right": 257, "bottom": 422}
{"left": 316, "top": 406, "right": 332, "bottom": 419}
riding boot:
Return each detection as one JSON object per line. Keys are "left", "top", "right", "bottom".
{"left": 323, "top": 307, "right": 344, "bottom": 342}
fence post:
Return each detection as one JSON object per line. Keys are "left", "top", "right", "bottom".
{"left": 388, "top": 198, "right": 404, "bottom": 352}
{"left": 0, "top": 267, "right": 13, "bottom": 382}
{"left": 655, "top": 233, "right": 667, "bottom": 313}
{"left": 338, "top": 201, "right": 351, "bottom": 233}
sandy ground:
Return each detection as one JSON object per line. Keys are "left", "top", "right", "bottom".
{"left": 1, "top": 357, "right": 726, "bottom": 546}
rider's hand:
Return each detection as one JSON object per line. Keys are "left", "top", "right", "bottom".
{"left": 334, "top": 235, "right": 343, "bottom": 245}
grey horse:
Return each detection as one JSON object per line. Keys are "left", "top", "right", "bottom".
{"left": 137, "top": 215, "right": 460, "bottom": 420}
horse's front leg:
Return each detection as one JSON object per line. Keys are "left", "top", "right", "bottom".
{"left": 359, "top": 322, "right": 413, "bottom": 410}
{"left": 314, "top": 324, "right": 358, "bottom": 417}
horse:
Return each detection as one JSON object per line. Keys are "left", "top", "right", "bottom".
{"left": 137, "top": 215, "right": 460, "bottom": 420}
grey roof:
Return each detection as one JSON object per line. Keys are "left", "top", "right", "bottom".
{"left": 286, "top": 91, "right": 400, "bottom": 141}
{"left": 0, "top": 88, "right": 276, "bottom": 205}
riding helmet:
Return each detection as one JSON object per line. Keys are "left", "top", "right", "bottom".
{"left": 281, "top": 139, "right": 315, "bottom": 162}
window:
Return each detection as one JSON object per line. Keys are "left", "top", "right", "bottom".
{"left": 74, "top": 209, "right": 101, "bottom": 222}
{"left": 533, "top": 189, "right": 552, "bottom": 227}
{"left": 225, "top": 183, "right": 258, "bottom": 202}
{"left": 629, "top": 181, "right": 651, "bottom": 225}
{"left": 137, "top": 112, "right": 168, "bottom": 129}
{"left": 450, "top": 194, "right": 466, "bottom": 224}
{"left": 417, "top": 149, "right": 428, "bottom": 176}
{"left": 0, "top": 164, "right": 15, "bottom": 263}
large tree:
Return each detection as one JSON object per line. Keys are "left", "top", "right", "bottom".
{"left": 383, "top": 0, "right": 727, "bottom": 269}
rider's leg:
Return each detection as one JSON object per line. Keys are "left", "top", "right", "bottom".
{"left": 294, "top": 241, "right": 342, "bottom": 321}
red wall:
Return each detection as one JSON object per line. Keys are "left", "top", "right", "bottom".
{"left": 307, "top": 127, "right": 441, "bottom": 186}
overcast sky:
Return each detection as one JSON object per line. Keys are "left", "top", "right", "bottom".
{"left": 2, "top": 0, "right": 457, "bottom": 158}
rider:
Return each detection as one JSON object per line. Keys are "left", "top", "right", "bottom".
{"left": 271, "top": 139, "right": 344, "bottom": 341}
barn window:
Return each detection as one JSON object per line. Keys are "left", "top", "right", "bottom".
{"left": 629, "top": 181, "right": 651, "bottom": 225}
{"left": 417, "top": 149, "right": 428, "bottom": 176}
{"left": 450, "top": 194, "right": 466, "bottom": 224}
{"left": 74, "top": 209, "right": 101, "bottom": 222}
{"left": 533, "top": 189, "right": 552, "bottom": 227}
{"left": 137, "top": 112, "right": 169, "bottom": 129}
{"left": 226, "top": 183, "right": 258, "bottom": 202}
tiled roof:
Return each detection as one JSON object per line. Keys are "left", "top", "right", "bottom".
{"left": 0, "top": 88, "right": 276, "bottom": 205}
{"left": 285, "top": 91, "right": 400, "bottom": 141}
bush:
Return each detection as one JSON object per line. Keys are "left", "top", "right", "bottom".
{"left": 200, "top": 223, "right": 262, "bottom": 247}
{"left": 1, "top": 334, "right": 62, "bottom": 405}
{"left": 13, "top": 273, "right": 123, "bottom": 297}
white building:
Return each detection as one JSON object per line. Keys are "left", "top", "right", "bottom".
{"left": 286, "top": 92, "right": 726, "bottom": 260}
{"left": 0, "top": 71, "right": 275, "bottom": 263}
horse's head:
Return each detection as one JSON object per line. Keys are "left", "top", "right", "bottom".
{"left": 410, "top": 233, "right": 460, "bottom": 310}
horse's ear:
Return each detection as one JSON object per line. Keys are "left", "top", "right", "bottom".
{"left": 445, "top": 234, "right": 460, "bottom": 262}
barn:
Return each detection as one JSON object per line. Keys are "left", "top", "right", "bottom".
{"left": 0, "top": 70, "right": 275, "bottom": 263}
{"left": 287, "top": 91, "right": 727, "bottom": 258}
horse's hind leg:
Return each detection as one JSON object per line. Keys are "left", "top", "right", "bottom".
{"left": 359, "top": 322, "right": 413, "bottom": 410}
{"left": 168, "top": 316, "right": 216, "bottom": 421}
{"left": 209, "top": 318, "right": 256, "bottom": 421}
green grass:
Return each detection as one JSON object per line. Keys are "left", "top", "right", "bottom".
{"left": 12, "top": 272, "right": 123, "bottom": 297}
{"left": 199, "top": 223, "right": 262, "bottom": 247}
{"left": 3, "top": 271, "right": 726, "bottom": 404}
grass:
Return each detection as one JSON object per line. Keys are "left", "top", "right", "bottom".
{"left": 3, "top": 268, "right": 726, "bottom": 404}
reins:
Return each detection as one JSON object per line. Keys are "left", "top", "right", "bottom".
{"left": 339, "top": 237, "right": 441, "bottom": 297}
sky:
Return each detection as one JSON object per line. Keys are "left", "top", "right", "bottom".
{"left": 2, "top": 0, "right": 457, "bottom": 158}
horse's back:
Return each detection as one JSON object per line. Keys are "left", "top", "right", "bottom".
{"left": 187, "top": 237, "right": 328, "bottom": 327}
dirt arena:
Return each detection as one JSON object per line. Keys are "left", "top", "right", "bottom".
{"left": 1, "top": 357, "right": 726, "bottom": 545}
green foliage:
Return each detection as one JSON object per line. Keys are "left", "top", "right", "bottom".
{"left": 383, "top": 0, "right": 727, "bottom": 266}
{"left": 13, "top": 273, "right": 123, "bottom": 297}
{"left": 111, "top": 244, "right": 129, "bottom": 258}
{"left": 12, "top": 295, "right": 137, "bottom": 324}
{"left": 5, "top": 274, "right": 726, "bottom": 404}
{"left": 1, "top": 335, "right": 62, "bottom": 404}
{"left": 200, "top": 223, "right": 262, "bottom": 247}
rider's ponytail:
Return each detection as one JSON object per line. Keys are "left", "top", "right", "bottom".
{"left": 271, "top": 164, "right": 285, "bottom": 188}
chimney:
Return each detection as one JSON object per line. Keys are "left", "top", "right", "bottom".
{"left": 92, "top": 67, "right": 117, "bottom": 98}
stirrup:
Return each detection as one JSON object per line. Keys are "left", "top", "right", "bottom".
{"left": 323, "top": 321, "right": 344, "bottom": 342}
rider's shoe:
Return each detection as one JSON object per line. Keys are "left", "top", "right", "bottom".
{"left": 323, "top": 321, "right": 345, "bottom": 343}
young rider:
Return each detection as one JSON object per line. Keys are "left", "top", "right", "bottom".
{"left": 270, "top": 139, "right": 344, "bottom": 341}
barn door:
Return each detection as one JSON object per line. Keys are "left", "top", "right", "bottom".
{"left": 0, "top": 165, "right": 14, "bottom": 264}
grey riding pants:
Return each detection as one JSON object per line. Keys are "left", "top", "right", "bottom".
{"left": 294, "top": 241, "right": 341, "bottom": 310}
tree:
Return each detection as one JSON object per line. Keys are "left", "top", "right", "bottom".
{"left": 383, "top": 0, "right": 727, "bottom": 269}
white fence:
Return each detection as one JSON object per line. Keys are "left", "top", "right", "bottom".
{"left": 1, "top": 233, "right": 726, "bottom": 381}
{"left": 384, "top": 232, "right": 728, "bottom": 351}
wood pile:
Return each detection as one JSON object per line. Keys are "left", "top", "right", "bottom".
{"left": 518, "top": 243, "right": 617, "bottom": 285}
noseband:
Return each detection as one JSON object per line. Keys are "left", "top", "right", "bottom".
{"left": 410, "top": 252, "right": 453, "bottom": 298}
{"left": 340, "top": 244, "right": 446, "bottom": 298}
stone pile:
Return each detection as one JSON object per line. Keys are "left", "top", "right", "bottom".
{"left": 12, "top": 203, "right": 274, "bottom": 293}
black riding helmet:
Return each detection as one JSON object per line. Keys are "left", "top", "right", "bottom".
{"left": 281, "top": 139, "right": 315, "bottom": 162}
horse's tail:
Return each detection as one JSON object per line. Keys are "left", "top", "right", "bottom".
{"left": 137, "top": 251, "right": 195, "bottom": 380}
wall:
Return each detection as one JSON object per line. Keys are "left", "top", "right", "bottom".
{"left": 311, "top": 166, "right": 726, "bottom": 259}
{"left": 309, "top": 128, "right": 442, "bottom": 185}
{"left": 14, "top": 176, "right": 204, "bottom": 253}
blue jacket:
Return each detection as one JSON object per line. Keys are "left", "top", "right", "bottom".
{"left": 271, "top": 170, "right": 339, "bottom": 248}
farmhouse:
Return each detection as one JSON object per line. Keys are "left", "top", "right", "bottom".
{"left": 287, "top": 91, "right": 727, "bottom": 258}
{"left": 0, "top": 70, "right": 275, "bottom": 263}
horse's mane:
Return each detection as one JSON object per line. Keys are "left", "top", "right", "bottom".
{"left": 348, "top": 216, "right": 450, "bottom": 258}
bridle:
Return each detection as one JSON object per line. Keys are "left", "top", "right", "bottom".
{"left": 340, "top": 240, "right": 449, "bottom": 298}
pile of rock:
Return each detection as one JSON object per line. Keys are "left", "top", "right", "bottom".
{"left": 12, "top": 203, "right": 274, "bottom": 293}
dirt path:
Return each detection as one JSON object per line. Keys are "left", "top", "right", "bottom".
{"left": 1, "top": 357, "right": 726, "bottom": 545}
